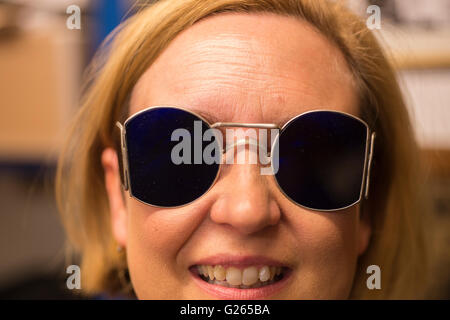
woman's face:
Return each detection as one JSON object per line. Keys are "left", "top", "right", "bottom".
{"left": 103, "top": 12, "right": 371, "bottom": 299}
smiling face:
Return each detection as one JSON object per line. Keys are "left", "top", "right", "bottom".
{"left": 102, "top": 12, "right": 371, "bottom": 299}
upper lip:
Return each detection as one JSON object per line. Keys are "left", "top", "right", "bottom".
{"left": 190, "top": 254, "right": 290, "bottom": 269}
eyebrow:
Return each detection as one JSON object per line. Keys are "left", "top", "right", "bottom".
{"left": 187, "top": 108, "right": 222, "bottom": 125}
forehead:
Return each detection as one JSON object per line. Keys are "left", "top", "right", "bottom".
{"left": 129, "top": 12, "right": 358, "bottom": 125}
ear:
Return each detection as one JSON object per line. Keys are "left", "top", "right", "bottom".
{"left": 357, "top": 204, "right": 372, "bottom": 256}
{"left": 101, "top": 148, "right": 127, "bottom": 247}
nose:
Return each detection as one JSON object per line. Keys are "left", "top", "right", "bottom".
{"left": 209, "top": 160, "right": 281, "bottom": 235}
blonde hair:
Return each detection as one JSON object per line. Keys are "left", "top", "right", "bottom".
{"left": 56, "top": 0, "right": 429, "bottom": 299}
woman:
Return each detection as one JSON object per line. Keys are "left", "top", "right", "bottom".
{"left": 56, "top": 0, "right": 429, "bottom": 299}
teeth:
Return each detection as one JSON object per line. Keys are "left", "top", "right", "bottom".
{"left": 259, "top": 265, "right": 270, "bottom": 282}
{"left": 214, "top": 265, "right": 226, "bottom": 281}
{"left": 269, "top": 266, "right": 276, "bottom": 281}
{"left": 197, "top": 265, "right": 208, "bottom": 277}
{"left": 207, "top": 265, "right": 215, "bottom": 280}
{"left": 196, "top": 264, "right": 284, "bottom": 288}
{"left": 226, "top": 267, "right": 242, "bottom": 286}
{"left": 242, "top": 266, "right": 258, "bottom": 286}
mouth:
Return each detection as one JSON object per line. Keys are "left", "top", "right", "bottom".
{"left": 189, "top": 256, "right": 292, "bottom": 299}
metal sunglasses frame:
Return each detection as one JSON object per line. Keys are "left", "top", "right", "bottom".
{"left": 116, "top": 105, "right": 376, "bottom": 212}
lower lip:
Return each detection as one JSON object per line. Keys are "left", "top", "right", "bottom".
{"left": 190, "top": 268, "right": 292, "bottom": 299}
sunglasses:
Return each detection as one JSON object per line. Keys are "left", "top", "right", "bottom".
{"left": 115, "top": 106, "right": 376, "bottom": 211}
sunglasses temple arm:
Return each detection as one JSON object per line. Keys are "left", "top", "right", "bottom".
{"left": 364, "top": 132, "right": 376, "bottom": 199}
{"left": 116, "top": 121, "right": 130, "bottom": 191}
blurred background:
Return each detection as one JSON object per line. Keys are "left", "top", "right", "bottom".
{"left": 0, "top": 0, "right": 449, "bottom": 299}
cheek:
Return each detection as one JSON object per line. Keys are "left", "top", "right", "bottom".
{"left": 124, "top": 200, "right": 205, "bottom": 298}
{"left": 125, "top": 206, "right": 172, "bottom": 298}
{"left": 288, "top": 207, "right": 360, "bottom": 298}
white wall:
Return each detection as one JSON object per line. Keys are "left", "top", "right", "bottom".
{"left": 399, "top": 69, "right": 450, "bottom": 149}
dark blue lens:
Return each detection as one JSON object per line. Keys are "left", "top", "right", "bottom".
{"left": 125, "top": 107, "right": 220, "bottom": 207}
{"left": 273, "top": 111, "right": 368, "bottom": 210}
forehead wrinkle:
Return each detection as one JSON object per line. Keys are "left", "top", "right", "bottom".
{"left": 178, "top": 88, "right": 308, "bottom": 128}
{"left": 171, "top": 43, "right": 285, "bottom": 92}
{"left": 130, "top": 13, "right": 358, "bottom": 123}
{"left": 167, "top": 52, "right": 329, "bottom": 114}
{"left": 169, "top": 76, "right": 330, "bottom": 127}
{"left": 165, "top": 25, "right": 330, "bottom": 87}
{"left": 150, "top": 34, "right": 352, "bottom": 112}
